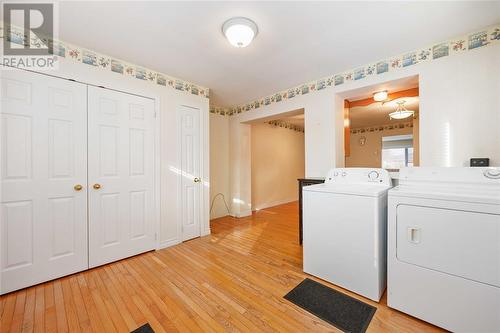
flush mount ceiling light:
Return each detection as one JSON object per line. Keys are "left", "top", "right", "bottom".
{"left": 222, "top": 17, "right": 258, "bottom": 48}
{"left": 373, "top": 90, "right": 388, "bottom": 102}
{"left": 389, "top": 100, "right": 415, "bottom": 120}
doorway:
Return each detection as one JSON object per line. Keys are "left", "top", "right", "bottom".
{"left": 250, "top": 111, "right": 305, "bottom": 211}
{"left": 344, "top": 80, "right": 420, "bottom": 171}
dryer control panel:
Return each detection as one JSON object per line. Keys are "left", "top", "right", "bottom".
{"left": 399, "top": 167, "right": 500, "bottom": 184}
{"left": 325, "top": 168, "right": 392, "bottom": 186}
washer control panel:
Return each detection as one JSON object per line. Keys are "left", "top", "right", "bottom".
{"left": 325, "top": 168, "right": 391, "bottom": 186}
{"left": 368, "top": 170, "right": 380, "bottom": 181}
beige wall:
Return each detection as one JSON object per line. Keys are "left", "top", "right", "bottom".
{"left": 209, "top": 114, "right": 230, "bottom": 219}
{"left": 251, "top": 123, "right": 305, "bottom": 210}
{"left": 346, "top": 126, "right": 414, "bottom": 167}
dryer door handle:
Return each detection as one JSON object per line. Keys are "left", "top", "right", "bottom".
{"left": 407, "top": 227, "right": 421, "bottom": 244}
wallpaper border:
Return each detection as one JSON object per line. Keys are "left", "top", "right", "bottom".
{"left": 267, "top": 120, "right": 304, "bottom": 133}
{"left": 350, "top": 122, "right": 413, "bottom": 135}
{"left": 210, "top": 24, "right": 499, "bottom": 116}
{"left": 0, "top": 23, "right": 210, "bottom": 98}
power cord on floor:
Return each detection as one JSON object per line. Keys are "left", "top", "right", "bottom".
{"left": 210, "top": 193, "right": 231, "bottom": 218}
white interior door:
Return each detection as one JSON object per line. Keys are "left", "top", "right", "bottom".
{"left": 179, "top": 105, "right": 202, "bottom": 241}
{"left": 1, "top": 69, "right": 88, "bottom": 294}
{"left": 88, "top": 86, "right": 156, "bottom": 268}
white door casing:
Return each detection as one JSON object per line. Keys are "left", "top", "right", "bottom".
{"left": 1, "top": 69, "right": 88, "bottom": 294}
{"left": 179, "top": 105, "right": 202, "bottom": 241}
{"left": 88, "top": 86, "right": 156, "bottom": 268}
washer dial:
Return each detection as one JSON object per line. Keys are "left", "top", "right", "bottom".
{"left": 368, "top": 170, "right": 380, "bottom": 181}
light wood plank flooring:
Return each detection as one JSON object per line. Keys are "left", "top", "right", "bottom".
{"left": 0, "top": 202, "right": 444, "bottom": 332}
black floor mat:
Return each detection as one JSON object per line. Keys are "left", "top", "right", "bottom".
{"left": 131, "top": 323, "right": 155, "bottom": 333}
{"left": 284, "top": 278, "right": 376, "bottom": 333}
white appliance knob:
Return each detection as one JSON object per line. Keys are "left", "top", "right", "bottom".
{"left": 483, "top": 169, "right": 500, "bottom": 179}
{"left": 368, "top": 171, "right": 379, "bottom": 180}
{"left": 334, "top": 172, "right": 339, "bottom": 177}
{"left": 342, "top": 171, "right": 347, "bottom": 177}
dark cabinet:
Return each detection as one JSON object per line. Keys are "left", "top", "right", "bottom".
{"left": 297, "top": 178, "right": 325, "bottom": 244}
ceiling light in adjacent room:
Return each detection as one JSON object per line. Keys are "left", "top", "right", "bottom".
{"left": 389, "top": 100, "right": 415, "bottom": 120}
{"left": 222, "top": 17, "right": 258, "bottom": 48}
{"left": 373, "top": 90, "right": 388, "bottom": 102}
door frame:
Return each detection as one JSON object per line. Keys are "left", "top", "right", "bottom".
{"left": 1, "top": 67, "right": 162, "bottom": 251}
{"left": 176, "top": 104, "right": 210, "bottom": 242}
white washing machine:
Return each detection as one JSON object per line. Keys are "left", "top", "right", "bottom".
{"left": 388, "top": 167, "right": 500, "bottom": 332}
{"left": 303, "top": 168, "right": 392, "bottom": 302}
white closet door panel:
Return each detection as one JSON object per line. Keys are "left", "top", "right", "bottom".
{"left": 88, "top": 87, "right": 155, "bottom": 268}
{"left": 2, "top": 201, "right": 33, "bottom": 270}
{"left": 1, "top": 69, "right": 87, "bottom": 294}
{"left": 179, "top": 105, "right": 202, "bottom": 241}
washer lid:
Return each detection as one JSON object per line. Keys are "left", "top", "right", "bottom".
{"left": 303, "top": 183, "right": 391, "bottom": 197}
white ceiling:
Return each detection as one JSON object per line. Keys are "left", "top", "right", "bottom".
{"left": 57, "top": 1, "right": 500, "bottom": 106}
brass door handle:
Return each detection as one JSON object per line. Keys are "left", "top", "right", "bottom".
{"left": 93, "top": 183, "right": 101, "bottom": 190}
{"left": 193, "top": 177, "right": 201, "bottom": 183}
{"left": 74, "top": 184, "right": 83, "bottom": 191}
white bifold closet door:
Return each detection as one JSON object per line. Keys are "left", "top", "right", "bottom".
{"left": 1, "top": 70, "right": 88, "bottom": 294}
{"left": 87, "top": 86, "right": 156, "bottom": 268}
{"left": 1, "top": 70, "right": 157, "bottom": 294}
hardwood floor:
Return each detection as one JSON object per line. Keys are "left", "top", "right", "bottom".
{"left": 0, "top": 202, "right": 444, "bottom": 332}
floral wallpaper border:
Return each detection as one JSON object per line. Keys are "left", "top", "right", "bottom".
{"left": 0, "top": 23, "right": 209, "bottom": 98}
{"left": 209, "top": 106, "right": 229, "bottom": 116}
{"left": 211, "top": 24, "right": 500, "bottom": 116}
{"left": 350, "top": 122, "right": 413, "bottom": 135}
{"left": 267, "top": 120, "right": 304, "bottom": 133}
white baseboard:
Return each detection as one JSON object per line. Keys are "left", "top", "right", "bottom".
{"left": 210, "top": 211, "right": 229, "bottom": 220}
{"left": 157, "top": 238, "right": 181, "bottom": 250}
{"left": 210, "top": 214, "right": 229, "bottom": 221}
{"left": 234, "top": 209, "right": 252, "bottom": 218}
{"left": 253, "top": 198, "right": 297, "bottom": 211}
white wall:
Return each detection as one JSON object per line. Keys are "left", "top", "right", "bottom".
{"left": 209, "top": 114, "right": 230, "bottom": 219}
{"left": 11, "top": 56, "right": 211, "bottom": 248}
{"left": 419, "top": 45, "right": 500, "bottom": 166}
{"left": 251, "top": 123, "right": 305, "bottom": 210}
{"left": 219, "top": 44, "right": 499, "bottom": 217}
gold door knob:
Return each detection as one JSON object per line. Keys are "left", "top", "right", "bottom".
{"left": 74, "top": 184, "right": 83, "bottom": 191}
{"left": 93, "top": 183, "right": 101, "bottom": 190}
{"left": 193, "top": 177, "right": 201, "bottom": 183}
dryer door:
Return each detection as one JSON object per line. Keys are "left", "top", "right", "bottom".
{"left": 396, "top": 204, "right": 500, "bottom": 288}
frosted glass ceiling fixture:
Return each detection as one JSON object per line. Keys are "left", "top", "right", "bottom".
{"left": 373, "top": 90, "right": 388, "bottom": 102}
{"left": 222, "top": 17, "right": 258, "bottom": 48}
{"left": 389, "top": 100, "right": 415, "bottom": 120}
